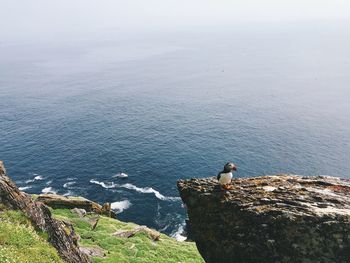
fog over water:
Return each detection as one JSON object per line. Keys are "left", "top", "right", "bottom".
{"left": 1, "top": 0, "right": 350, "bottom": 41}
{"left": 1, "top": 1, "right": 350, "bottom": 236}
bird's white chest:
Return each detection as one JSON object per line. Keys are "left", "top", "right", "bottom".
{"left": 219, "top": 172, "right": 233, "bottom": 185}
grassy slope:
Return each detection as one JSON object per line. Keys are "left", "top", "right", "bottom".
{"left": 0, "top": 208, "right": 63, "bottom": 263}
{"left": 52, "top": 209, "right": 204, "bottom": 263}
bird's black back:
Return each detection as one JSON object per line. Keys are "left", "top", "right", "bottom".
{"left": 217, "top": 171, "right": 224, "bottom": 180}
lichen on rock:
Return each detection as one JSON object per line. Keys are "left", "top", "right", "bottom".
{"left": 178, "top": 174, "right": 350, "bottom": 263}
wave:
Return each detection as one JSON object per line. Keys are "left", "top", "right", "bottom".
{"left": 90, "top": 179, "right": 116, "bottom": 189}
{"left": 67, "top": 177, "right": 77, "bottom": 181}
{"left": 111, "top": 200, "right": 132, "bottom": 214}
{"left": 170, "top": 221, "right": 187, "bottom": 242}
{"left": 41, "top": 187, "right": 57, "bottom": 194}
{"left": 118, "top": 183, "right": 181, "bottom": 201}
{"left": 63, "top": 181, "right": 76, "bottom": 188}
{"left": 46, "top": 180, "right": 52, "bottom": 185}
{"left": 25, "top": 175, "right": 44, "bottom": 184}
{"left": 89, "top": 180, "right": 180, "bottom": 201}
{"left": 113, "top": 172, "right": 128, "bottom": 178}
{"left": 19, "top": 186, "right": 32, "bottom": 191}
{"left": 25, "top": 179, "right": 34, "bottom": 184}
{"left": 63, "top": 190, "right": 75, "bottom": 196}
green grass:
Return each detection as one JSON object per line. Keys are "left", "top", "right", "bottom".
{"left": 0, "top": 205, "right": 203, "bottom": 263}
{"left": 52, "top": 209, "right": 204, "bottom": 263}
{"left": 0, "top": 210, "right": 63, "bottom": 263}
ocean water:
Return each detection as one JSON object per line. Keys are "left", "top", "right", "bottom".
{"left": 1, "top": 24, "right": 350, "bottom": 237}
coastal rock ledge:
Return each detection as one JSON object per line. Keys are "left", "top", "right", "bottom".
{"left": 177, "top": 174, "right": 350, "bottom": 263}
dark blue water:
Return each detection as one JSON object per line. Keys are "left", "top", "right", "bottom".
{"left": 1, "top": 25, "right": 350, "bottom": 238}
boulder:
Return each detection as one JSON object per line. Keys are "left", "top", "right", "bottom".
{"left": 113, "top": 226, "right": 161, "bottom": 241}
{"left": 80, "top": 246, "right": 106, "bottom": 258}
{"left": 71, "top": 208, "right": 87, "bottom": 218}
{"left": 178, "top": 174, "right": 350, "bottom": 263}
{"left": 36, "top": 194, "right": 116, "bottom": 218}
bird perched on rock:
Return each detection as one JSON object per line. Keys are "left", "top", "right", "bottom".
{"left": 217, "top": 162, "right": 237, "bottom": 190}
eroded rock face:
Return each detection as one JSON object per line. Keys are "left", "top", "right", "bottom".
{"left": 178, "top": 174, "right": 350, "bottom": 263}
{"left": 0, "top": 161, "right": 90, "bottom": 263}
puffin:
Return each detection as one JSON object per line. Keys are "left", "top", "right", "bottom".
{"left": 217, "top": 162, "right": 237, "bottom": 190}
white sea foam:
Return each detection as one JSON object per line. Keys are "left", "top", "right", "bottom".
{"left": 19, "top": 186, "right": 32, "bottom": 191}
{"left": 111, "top": 200, "right": 132, "bottom": 214}
{"left": 42, "top": 187, "right": 57, "bottom": 194}
{"left": 171, "top": 222, "right": 187, "bottom": 242}
{"left": 67, "top": 177, "right": 77, "bottom": 181}
{"left": 25, "top": 175, "right": 44, "bottom": 184}
{"left": 90, "top": 179, "right": 180, "bottom": 201}
{"left": 90, "top": 179, "right": 116, "bottom": 189}
{"left": 63, "top": 181, "right": 76, "bottom": 188}
{"left": 118, "top": 183, "right": 181, "bottom": 201}
{"left": 34, "top": 175, "right": 44, "bottom": 180}
{"left": 46, "top": 180, "right": 53, "bottom": 185}
{"left": 113, "top": 172, "right": 128, "bottom": 178}
{"left": 63, "top": 190, "right": 74, "bottom": 196}
{"left": 25, "top": 179, "right": 35, "bottom": 183}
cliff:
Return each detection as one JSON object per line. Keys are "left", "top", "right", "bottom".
{"left": 178, "top": 174, "right": 350, "bottom": 263}
{"left": 0, "top": 161, "right": 90, "bottom": 263}
{"left": 0, "top": 161, "right": 204, "bottom": 263}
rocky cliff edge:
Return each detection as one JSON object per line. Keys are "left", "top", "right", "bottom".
{"left": 0, "top": 161, "right": 90, "bottom": 263}
{"left": 178, "top": 174, "right": 350, "bottom": 263}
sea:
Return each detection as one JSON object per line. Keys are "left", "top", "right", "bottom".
{"left": 1, "top": 23, "right": 350, "bottom": 239}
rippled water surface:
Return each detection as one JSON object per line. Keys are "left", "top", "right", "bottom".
{"left": 1, "top": 25, "right": 350, "bottom": 236}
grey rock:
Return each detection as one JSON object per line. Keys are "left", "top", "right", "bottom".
{"left": 36, "top": 194, "right": 116, "bottom": 218}
{"left": 178, "top": 174, "right": 350, "bottom": 263}
{"left": 71, "top": 208, "right": 87, "bottom": 218}
{"left": 80, "top": 246, "right": 105, "bottom": 258}
{"left": 113, "top": 225, "right": 161, "bottom": 241}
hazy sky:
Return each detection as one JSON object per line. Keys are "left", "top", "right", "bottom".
{"left": 1, "top": 0, "right": 350, "bottom": 41}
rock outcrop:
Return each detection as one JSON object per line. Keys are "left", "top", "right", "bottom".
{"left": 113, "top": 225, "right": 161, "bottom": 241}
{"left": 36, "top": 194, "right": 116, "bottom": 218}
{"left": 178, "top": 174, "right": 350, "bottom": 263}
{"left": 0, "top": 161, "right": 90, "bottom": 263}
